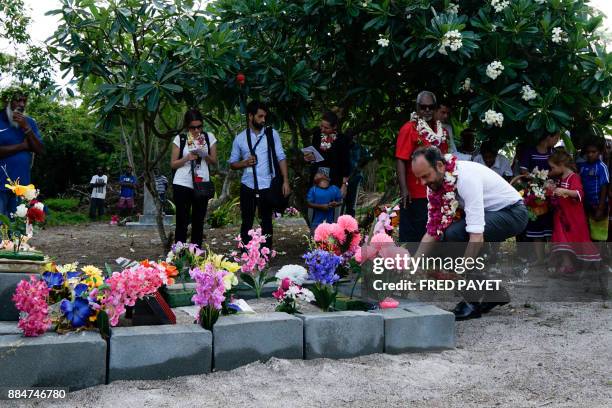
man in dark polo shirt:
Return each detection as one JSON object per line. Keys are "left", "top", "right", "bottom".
{"left": 395, "top": 91, "right": 449, "bottom": 249}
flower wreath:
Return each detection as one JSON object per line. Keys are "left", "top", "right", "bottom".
{"left": 410, "top": 112, "right": 447, "bottom": 147}
{"left": 320, "top": 133, "right": 337, "bottom": 151}
{"left": 426, "top": 154, "right": 460, "bottom": 240}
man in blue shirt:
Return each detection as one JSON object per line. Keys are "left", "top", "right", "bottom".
{"left": 229, "top": 101, "right": 290, "bottom": 248}
{"left": 118, "top": 165, "right": 137, "bottom": 216}
{"left": 0, "top": 87, "right": 44, "bottom": 216}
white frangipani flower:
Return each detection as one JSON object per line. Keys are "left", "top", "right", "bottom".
{"left": 491, "top": 0, "right": 510, "bottom": 13}
{"left": 447, "top": 3, "right": 459, "bottom": 14}
{"left": 377, "top": 35, "right": 390, "bottom": 47}
{"left": 439, "top": 30, "right": 463, "bottom": 55}
{"left": 482, "top": 110, "right": 504, "bottom": 127}
{"left": 486, "top": 60, "right": 504, "bottom": 80}
{"left": 462, "top": 77, "right": 472, "bottom": 92}
{"left": 551, "top": 27, "right": 568, "bottom": 44}
{"left": 521, "top": 84, "right": 537, "bottom": 101}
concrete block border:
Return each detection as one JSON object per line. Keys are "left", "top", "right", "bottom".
{"left": 213, "top": 312, "right": 303, "bottom": 371}
{"left": 0, "top": 304, "right": 455, "bottom": 389}
{"left": 108, "top": 325, "right": 213, "bottom": 382}
{"left": 298, "top": 311, "right": 384, "bottom": 360}
{"left": 0, "top": 331, "right": 106, "bottom": 390}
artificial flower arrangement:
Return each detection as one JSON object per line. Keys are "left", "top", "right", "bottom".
{"left": 232, "top": 228, "right": 276, "bottom": 298}
{"left": 165, "top": 242, "right": 205, "bottom": 281}
{"left": 372, "top": 201, "right": 400, "bottom": 237}
{"left": 272, "top": 265, "right": 314, "bottom": 314}
{"left": 283, "top": 207, "right": 300, "bottom": 217}
{"left": 302, "top": 249, "right": 343, "bottom": 312}
{"left": 12, "top": 260, "right": 178, "bottom": 337}
{"left": 312, "top": 215, "right": 362, "bottom": 264}
{"left": 0, "top": 178, "right": 46, "bottom": 253}
{"left": 512, "top": 167, "right": 551, "bottom": 220}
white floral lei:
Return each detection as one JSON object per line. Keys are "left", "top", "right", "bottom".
{"left": 410, "top": 112, "right": 447, "bottom": 147}
{"left": 426, "top": 154, "right": 460, "bottom": 239}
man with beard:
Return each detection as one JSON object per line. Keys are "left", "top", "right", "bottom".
{"left": 229, "top": 100, "right": 290, "bottom": 248}
{"left": 395, "top": 91, "right": 449, "bottom": 250}
{"left": 412, "top": 146, "right": 528, "bottom": 320}
{"left": 0, "top": 87, "right": 44, "bottom": 217}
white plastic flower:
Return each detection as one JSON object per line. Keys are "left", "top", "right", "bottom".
{"left": 33, "top": 202, "right": 44, "bottom": 211}
{"left": 276, "top": 264, "right": 308, "bottom": 285}
{"left": 447, "top": 3, "right": 459, "bottom": 14}
{"left": 482, "top": 110, "right": 504, "bottom": 127}
{"left": 551, "top": 27, "right": 568, "bottom": 44}
{"left": 377, "top": 35, "right": 390, "bottom": 47}
{"left": 298, "top": 288, "right": 315, "bottom": 303}
{"left": 491, "top": 0, "right": 510, "bottom": 13}
{"left": 521, "top": 84, "right": 537, "bottom": 101}
{"left": 486, "top": 61, "right": 504, "bottom": 80}
{"left": 24, "top": 188, "right": 38, "bottom": 201}
{"left": 462, "top": 77, "right": 472, "bottom": 92}
{"left": 15, "top": 204, "right": 28, "bottom": 218}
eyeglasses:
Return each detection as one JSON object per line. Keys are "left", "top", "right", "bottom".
{"left": 188, "top": 125, "right": 203, "bottom": 130}
{"left": 418, "top": 104, "right": 436, "bottom": 111}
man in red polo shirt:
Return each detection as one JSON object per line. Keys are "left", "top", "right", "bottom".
{"left": 395, "top": 91, "right": 449, "bottom": 247}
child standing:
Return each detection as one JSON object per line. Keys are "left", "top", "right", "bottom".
{"left": 307, "top": 172, "right": 343, "bottom": 234}
{"left": 548, "top": 150, "right": 601, "bottom": 277}
{"left": 578, "top": 139, "right": 609, "bottom": 242}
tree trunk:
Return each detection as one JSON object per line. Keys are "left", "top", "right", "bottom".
{"left": 208, "top": 170, "right": 235, "bottom": 212}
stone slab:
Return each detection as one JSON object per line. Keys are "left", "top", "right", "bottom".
{"left": 213, "top": 313, "right": 303, "bottom": 371}
{"left": 126, "top": 214, "right": 174, "bottom": 229}
{"left": 0, "top": 321, "right": 20, "bottom": 335}
{"left": 0, "top": 272, "right": 39, "bottom": 321}
{"left": 109, "top": 325, "right": 212, "bottom": 382}
{"left": 372, "top": 305, "right": 455, "bottom": 353}
{"left": 0, "top": 331, "right": 106, "bottom": 390}
{"left": 298, "top": 311, "right": 384, "bottom": 360}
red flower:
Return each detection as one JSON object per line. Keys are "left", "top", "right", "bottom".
{"left": 26, "top": 207, "right": 45, "bottom": 223}
{"left": 236, "top": 72, "right": 246, "bottom": 85}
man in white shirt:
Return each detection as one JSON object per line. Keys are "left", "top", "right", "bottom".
{"left": 454, "top": 128, "right": 478, "bottom": 161}
{"left": 473, "top": 141, "right": 513, "bottom": 180}
{"left": 89, "top": 167, "right": 108, "bottom": 220}
{"left": 412, "top": 147, "right": 528, "bottom": 320}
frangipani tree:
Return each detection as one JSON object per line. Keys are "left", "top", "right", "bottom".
{"left": 213, "top": 0, "right": 611, "bottom": 145}
{"left": 47, "top": 0, "right": 246, "bottom": 248}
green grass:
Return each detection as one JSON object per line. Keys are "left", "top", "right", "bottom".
{"left": 45, "top": 197, "right": 80, "bottom": 212}
{"left": 45, "top": 211, "right": 90, "bottom": 226}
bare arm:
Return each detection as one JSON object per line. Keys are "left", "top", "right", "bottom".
{"left": 204, "top": 143, "right": 218, "bottom": 165}
{"left": 279, "top": 159, "right": 291, "bottom": 196}
{"left": 396, "top": 159, "right": 409, "bottom": 207}
{"left": 171, "top": 144, "right": 197, "bottom": 170}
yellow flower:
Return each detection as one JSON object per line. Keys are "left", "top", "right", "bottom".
{"left": 44, "top": 262, "right": 58, "bottom": 273}
{"left": 5, "top": 179, "right": 36, "bottom": 198}
{"left": 57, "top": 262, "right": 79, "bottom": 274}
{"left": 222, "top": 271, "right": 238, "bottom": 291}
{"left": 82, "top": 265, "right": 104, "bottom": 288}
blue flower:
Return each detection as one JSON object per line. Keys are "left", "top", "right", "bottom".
{"left": 66, "top": 271, "right": 81, "bottom": 280}
{"left": 73, "top": 283, "right": 88, "bottom": 298}
{"left": 303, "top": 250, "right": 342, "bottom": 285}
{"left": 42, "top": 271, "right": 63, "bottom": 288}
{"left": 60, "top": 298, "right": 91, "bottom": 328}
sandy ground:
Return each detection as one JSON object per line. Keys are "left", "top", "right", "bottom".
{"left": 7, "top": 302, "right": 610, "bottom": 408}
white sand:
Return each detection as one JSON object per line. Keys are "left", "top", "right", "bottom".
{"left": 10, "top": 301, "right": 611, "bottom": 408}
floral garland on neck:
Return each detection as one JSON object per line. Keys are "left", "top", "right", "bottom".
{"left": 320, "top": 133, "right": 337, "bottom": 151}
{"left": 410, "top": 112, "right": 447, "bottom": 147}
{"left": 426, "top": 154, "right": 460, "bottom": 240}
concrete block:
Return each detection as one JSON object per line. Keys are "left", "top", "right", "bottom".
{"left": 0, "top": 331, "right": 106, "bottom": 390}
{"left": 109, "top": 325, "right": 212, "bottom": 382}
{"left": 299, "top": 311, "right": 384, "bottom": 360}
{"left": 0, "top": 272, "right": 38, "bottom": 321}
{"left": 213, "top": 313, "right": 303, "bottom": 371}
{"left": 372, "top": 305, "right": 455, "bottom": 353}
{"left": 0, "top": 321, "right": 20, "bottom": 335}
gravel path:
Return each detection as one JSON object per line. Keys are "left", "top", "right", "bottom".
{"left": 11, "top": 301, "right": 611, "bottom": 408}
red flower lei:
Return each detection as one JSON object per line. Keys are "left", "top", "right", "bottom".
{"left": 426, "top": 154, "right": 460, "bottom": 240}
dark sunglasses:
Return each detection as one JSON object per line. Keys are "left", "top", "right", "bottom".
{"left": 188, "top": 125, "right": 203, "bottom": 130}
{"left": 418, "top": 104, "right": 436, "bottom": 111}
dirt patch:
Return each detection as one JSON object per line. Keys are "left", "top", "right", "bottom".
{"left": 30, "top": 221, "right": 310, "bottom": 268}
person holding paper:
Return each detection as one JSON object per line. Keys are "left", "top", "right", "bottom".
{"left": 303, "top": 110, "right": 351, "bottom": 200}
